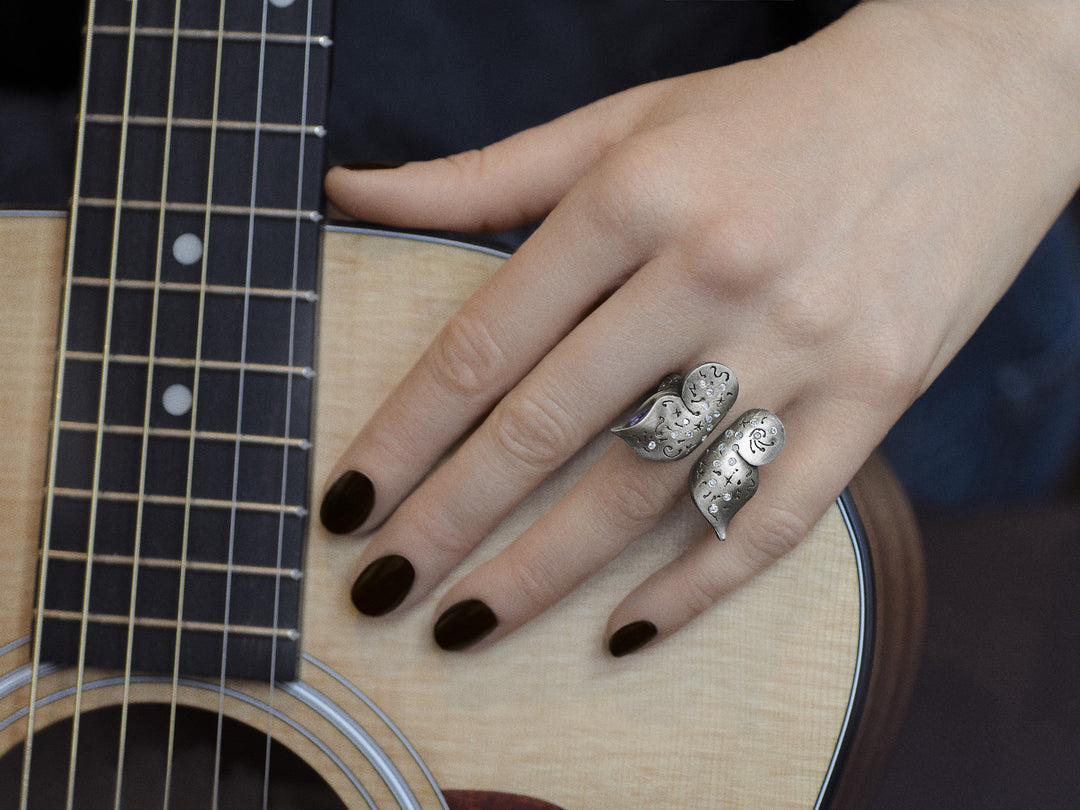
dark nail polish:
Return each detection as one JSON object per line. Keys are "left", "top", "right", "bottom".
{"left": 434, "top": 599, "right": 498, "bottom": 651}
{"left": 337, "top": 160, "right": 406, "bottom": 171}
{"left": 608, "top": 620, "right": 658, "bottom": 658}
{"left": 320, "top": 470, "right": 375, "bottom": 534}
{"left": 350, "top": 554, "right": 415, "bottom": 617}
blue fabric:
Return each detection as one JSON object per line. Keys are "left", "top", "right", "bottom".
{"left": 883, "top": 212, "right": 1080, "bottom": 505}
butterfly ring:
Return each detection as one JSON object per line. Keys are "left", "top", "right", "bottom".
{"left": 688, "top": 408, "right": 786, "bottom": 540}
{"left": 611, "top": 363, "right": 739, "bottom": 462}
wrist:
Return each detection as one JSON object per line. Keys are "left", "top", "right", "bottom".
{"left": 865, "top": 0, "right": 1080, "bottom": 163}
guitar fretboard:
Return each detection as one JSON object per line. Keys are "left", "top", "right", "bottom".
{"left": 38, "top": 0, "right": 333, "bottom": 683}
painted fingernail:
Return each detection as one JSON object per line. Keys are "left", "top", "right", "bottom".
{"left": 350, "top": 554, "right": 415, "bottom": 617}
{"left": 320, "top": 471, "right": 375, "bottom": 534}
{"left": 608, "top": 620, "right": 658, "bottom": 658}
{"left": 434, "top": 599, "right": 498, "bottom": 651}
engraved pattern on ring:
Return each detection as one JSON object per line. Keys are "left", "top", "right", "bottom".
{"left": 689, "top": 408, "right": 785, "bottom": 540}
{"left": 611, "top": 363, "right": 739, "bottom": 462}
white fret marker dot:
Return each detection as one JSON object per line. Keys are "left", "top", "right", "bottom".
{"left": 162, "top": 383, "right": 193, "bottom": 416}
{"left": 172, "top": 233, "right": 203, "bottom": 266}
{"left": 269, "top": 0, "right": 295, "bottom": 7}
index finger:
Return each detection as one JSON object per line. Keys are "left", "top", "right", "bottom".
{"left": 318, "top": 188, "right": 646, "bottom": 535}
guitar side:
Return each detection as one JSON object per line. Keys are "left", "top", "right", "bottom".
{"left": 0, "top": 213, "right": 924, "bottom": 809}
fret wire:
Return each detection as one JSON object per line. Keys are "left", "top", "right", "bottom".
{"left": 86, "top": 113, "right": 327, "bottom": 138}
{"left": 41, "top": 610, "right": 300, "bottom": 642}
{"left": 63, "top": 350, "right": 316, "bottom": 379}
{"left": 57, "top": 421, "right": 313, "bottom": 450}
{"left": 77, "top": 196, "right": 323, "bottom": 222}
{"left": 92, "top": 24, "right": 332, "bottom": 49}
{"left": 46, "top": 549, "right": 303, "bottom": 581}
{"left": 71, "top": 275, "right": 318, "bottom": 303}
{"left": 52, "top": 487, "right": 308, "bottom": 518}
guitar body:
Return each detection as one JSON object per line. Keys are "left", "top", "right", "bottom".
{"left": 0, "top": 212, "right": 923, "bottom": 808}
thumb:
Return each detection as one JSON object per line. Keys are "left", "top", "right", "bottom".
{"left": 325, "top": 82, "right": 661, "bottom": 234}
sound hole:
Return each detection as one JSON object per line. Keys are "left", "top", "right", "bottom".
{"left": 0, "top": 704, "right": 347, "bottom": 809}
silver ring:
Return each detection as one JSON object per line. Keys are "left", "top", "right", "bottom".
{"left": 689, "top": 408, "right": 785, "bottom": 540}
{"left": 611, "top": 363, "right": 738, "bottom": 462}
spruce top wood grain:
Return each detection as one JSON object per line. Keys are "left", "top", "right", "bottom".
{"left": 0, "top": 213, "right": 923, "bottom": 808}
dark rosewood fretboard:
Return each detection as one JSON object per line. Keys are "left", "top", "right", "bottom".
{"left": 38, "top": 0, "right": 333, "bottom": 682}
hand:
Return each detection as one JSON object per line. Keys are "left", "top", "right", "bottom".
{"left": 320, "top": 0, "right": 1080, "bottom": 655}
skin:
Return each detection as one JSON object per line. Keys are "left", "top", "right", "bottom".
{"left": 322, "top": 0, "right": 1080, "bottom": 654}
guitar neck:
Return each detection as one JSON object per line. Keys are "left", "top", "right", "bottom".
{"left": 38, "top": 0, "right": 333, "bottom": 682}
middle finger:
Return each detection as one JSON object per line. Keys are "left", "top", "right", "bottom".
{"left": 345, "top": 259, "right": 733, "bottom": 617}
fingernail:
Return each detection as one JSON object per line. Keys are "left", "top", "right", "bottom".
{"left": 434, "top": 599, "right": 498, "bottom": 651}
{"left": 337, "top": 160, "right": 406, "bottom": 171}
{"left": 608, "top": 620, "right": 658, "bottom": 658}
{"left": 350, "top": 554, "right": 415, "bottom": 617}
{"left": 320, "top": 471, "right": 375, "bottom": 534}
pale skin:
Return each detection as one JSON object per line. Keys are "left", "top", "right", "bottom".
{"left": 322, "top": 1, "right": 1080, "bottom": 654}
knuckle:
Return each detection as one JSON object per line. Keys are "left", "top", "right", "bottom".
{"left": 851, "top": 329, "right": 928, "bottom": 405}
{"left": 583, "top": 139, "right": 673, "bottom": 245}
{"left": 731, "top": 503, "right": 808, "bottom": 572}
{"left": 430, "top": 308, "right": 507, "bottom": 402}
{"left": 504, "top": 548, "right": 564, "bottom": 607}
{"left": 488, "top": 388, "right": 577, "bottom": 474}
{"left": 404, "top": 497, "right": 475, "bottom": 560}
{"left": 594, "top": 474, "right": 675, "bottom": 534}
{"left": 673, "top": 214, "right": 783, "bottom": 303}
{"left": 770, "top": 287, "right": 849, "bottom": 351}
{"left": 694, "top": 216, "right": 777, "bottom": 280}
{"left": 680, "top": 564, "right": 728, "bottom": 617}
{"left": 680, "top": 502, "right": 809, "bottom": 616}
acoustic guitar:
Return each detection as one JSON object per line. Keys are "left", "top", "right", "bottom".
{"left": 0, "top": 1, "right": 925, "bottom": 807}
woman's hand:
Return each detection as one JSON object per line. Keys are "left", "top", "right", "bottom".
{"left": 320, "top": 0, "right": 1080, "bottom": 655}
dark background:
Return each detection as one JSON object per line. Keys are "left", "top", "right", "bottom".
{"left": 3, "top": 2, "right": 1079, "bottom": 807}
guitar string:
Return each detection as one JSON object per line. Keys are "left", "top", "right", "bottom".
{"left": 61, "top": 0, "right": 144, "bottom": 806}
{"left": 23, "top": 4, "right": 319, "bottom": 806}
{"left": 19, "top": 0, "right": 101, "bottom": 806}
{"left": 112, "top": 0, "right": 186, "bottom": 806}
{"left": 262, "top": 1, "right": 320, "bottom": 804}
{"left": 163, "top": 0, "right": 230, "bottom": 805}
{"left": 212, "top": 0, "right": 273, "bottom": 806}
